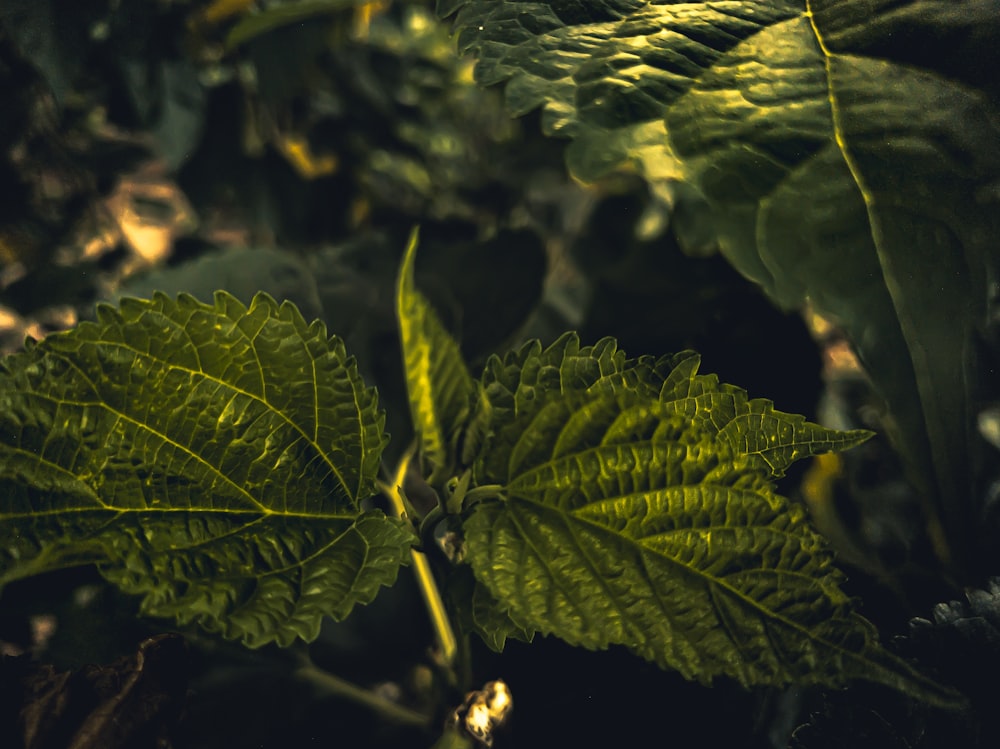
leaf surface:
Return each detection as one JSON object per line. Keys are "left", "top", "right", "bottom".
{"left": 397, "top": 229, "right": 476, "bottom": 481}
{"left": 440, "top": 0, "right": 1000, "bottom": 571}
{"left": 446, "top": 565, "right": 534, "bottom": 652}
{"left": 464, "top": 335, "right": 957, "bottom": 703}
{"left": 0, "top": 292, "right": 413, "bottom": 647}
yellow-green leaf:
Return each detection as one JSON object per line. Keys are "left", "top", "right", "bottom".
{"left": 0, "top": 292, "right": 413, "bottom": 647}
{"left": 397, "top": 228, "right": 476, "bottom": 482}
{"left": 463, "top": 334, "right": 958, "bottom": 706}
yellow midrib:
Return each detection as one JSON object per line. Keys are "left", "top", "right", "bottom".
{"left": 804, "top": 2, "right": 878, "bottom": 217}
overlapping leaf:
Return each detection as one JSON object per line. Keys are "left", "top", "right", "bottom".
{"left": 397, "top": 229, "right": 476, "bottom": 481}
{"left": 0, "top": 292, "right": 413, "bottom": 647}
{"left": 446, "top": 565, "right": 534, "bottom": 652}
{"left": 440, "top": 0, "right": 1000, "bottom": 572}
{"left": 462, "top": 335, "right": 958, "bottom": 703}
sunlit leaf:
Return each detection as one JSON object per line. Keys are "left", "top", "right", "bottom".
{"left": 439, "top": 0, "right": 1000, "bottom": 572}
{"left": 397, "top": 228, "right": 476, "bottom": 481}
{"left": 462, "top": 334, "right": 958, "bottom": 705}
{"left": 0, "top": 292, "right": 413, "bottom": 647}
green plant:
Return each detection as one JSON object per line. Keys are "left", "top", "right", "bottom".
{"left": 437, "top": 0, "right": 1000, "bottom": 579}
{"left": 2, "top": 0, "right": 998, "bottom": 746}
{"left": 0, "top": 229, "right": 964, "bottom": 745}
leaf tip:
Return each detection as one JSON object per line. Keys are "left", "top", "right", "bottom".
{"left": 397, "top": 225, "right": 421, "bottom": 297}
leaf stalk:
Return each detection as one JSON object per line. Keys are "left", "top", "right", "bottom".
{"left": 384, "top": 448, "right": 458, "bottom": 667}
{"left": 295, "top": 659, "right": 431, "bottom": 727}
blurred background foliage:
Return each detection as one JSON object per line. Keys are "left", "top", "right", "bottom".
{"left": 0, "top": 1, "right": 983, "bottom": 747}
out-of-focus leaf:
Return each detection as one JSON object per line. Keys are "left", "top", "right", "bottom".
{"left": 416, "top": 227, "right": 547, "bottom": 362}
{"left": 226, "top": 0, "right": 361, "bottom": 48}
{"left": 114, "top": 245, "right": 325, "bottom": 323}
{"left": 979, "top": 406, "right": 1000, "bottom": 452}
{"left": 0, "top": 0, "right": 87, "bottom": 103}
{"left": 120, "top": 58, "right": 206, "bottom": 170}
{"left": 902, "top": 578, "right": 1000, "bottom": 700}
{"left": 0, "top": 292, "right": 413, "bottom": 647}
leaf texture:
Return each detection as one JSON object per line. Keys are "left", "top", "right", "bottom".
{"left": 446, "top": 565, "right": 534, "bottom": 652}
{"left": 440, "top": 0, "right": 1000, "bottom": 573}
{"left": 0, "top": 292, "right": 413, "bottom": 647}
{"left": 397, "top": 228, "right": 476, "bottom": 481}
{"left": 463, "top": 334, "right": 958, "bottom": 703}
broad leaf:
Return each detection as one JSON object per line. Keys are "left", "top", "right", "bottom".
{"left": 446, "top": 565, "right": 534, "bottom": 652}
{"left": 0, "top": 292, "right": 413, "bottom": 648}
{"left": 440, "top": 0, "right": 1000, "bottom": 573}
{"left": 397, "top": 229, "right": 476, "bottom": 482}
{"left": 463, "top": 335, "right": 958, "bottom": 704}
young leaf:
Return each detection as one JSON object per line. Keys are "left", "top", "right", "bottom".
{"left": 439, "top": 0, "right": 1000, "bottom": 573}
{"left": 463, "top": 335, "right": 959, "bottom": 705}
{"left": 397, "top": 228, "right": 476, "bottom": 482}
{"left": 0, "top": 292, "right": 413, "bottom": 648}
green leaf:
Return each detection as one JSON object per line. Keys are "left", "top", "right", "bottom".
{"left": 440, "top": 0, "right": 1000, "bottom": 572}
{"left": 446, "top": 565, "right": 534, "bottom": 652}
{"left": 397, "top": 228, "right": 476, "bottom": 482}
{"left": 115, "top": 246, "right": 325, "bottom": 324}
{"left": 225, "top": 0, "right": 361, "bottom": 48}
{"left": 475, "top": 335, "right": 870, "bottom": 481}
{"left": 0, "top": 292, "right": 414, "bottom": 648}
{"left": 463, "top": 334, "right": 958, "bottom": 704}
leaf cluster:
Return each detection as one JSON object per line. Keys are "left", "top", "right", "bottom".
{"left": 0, "top": 232, "right": 963, "bottom": 717}
{"left": 2, "top": 0, "right": 995, "bottom": 745}
{"left": 0, "top": 292, "right": 411, "bottom": 648}
{"left": 437, "top": 0, "right": 1000, "bottom": 580}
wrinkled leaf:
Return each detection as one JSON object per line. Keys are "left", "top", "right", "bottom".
{"left": 0, "top": 292, "right": 413, "bottom": 647}
{"left": 462, "top": 334, "right": 958, "bottom": 704}
{"left": 440, "top": 0, "right": 1000, "bottom": 573}
{"left": 446, "top": 565, "right": 534, "bottom": 652}
{"left": 397, "top": 229, "right": 476, "bottom": 481}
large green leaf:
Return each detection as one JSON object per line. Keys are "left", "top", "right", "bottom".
{"left": 463, "top": 335, "right": 959, "bottom": 704}
{"left": 439, "top": 0, "right": 1000, "bottom": 573}
{"left": 397, "top": 229, "right": 476, "bottom": 482}
{"left": 0, "top": 292, "right": 413, "bottom": 647}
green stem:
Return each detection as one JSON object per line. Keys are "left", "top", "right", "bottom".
{"left": 461, "top": 484, "right": 504, "bottom": 507}
{"left": 382, "top": 449, "right": 458, "bottom": 668}
{"left": 295, "top": 661, "right": 430, "bottom": 727}
{"left": 419, "top": 505, "right": 446, "bottom": 542}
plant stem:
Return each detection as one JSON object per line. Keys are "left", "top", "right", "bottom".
{"left": 295, "top": 661, "right": 430, "bottom": 727}
{"left": 461, "top": 484, "right": 503, "bottom": 507}
{"left": 382, "top": 448, "right": 458, "bottom": 668}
